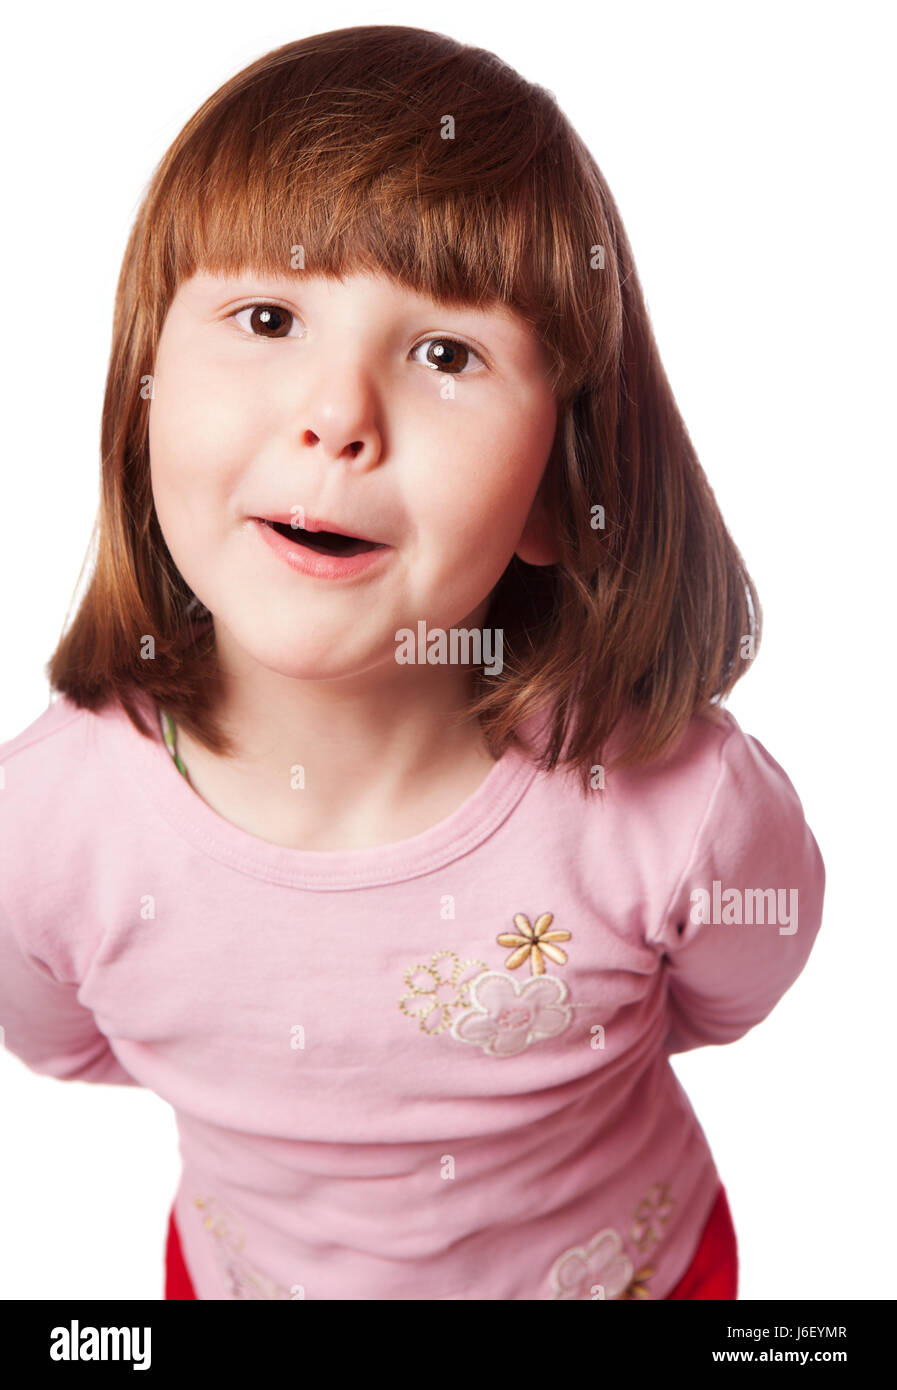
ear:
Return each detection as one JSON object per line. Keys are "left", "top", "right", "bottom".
{"left": 515, "top": 477, "right": 560, "bottom": 566}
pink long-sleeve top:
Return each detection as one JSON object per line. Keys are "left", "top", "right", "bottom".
{"left": 0, "top": 692, "right": 825, "bottom": 1300}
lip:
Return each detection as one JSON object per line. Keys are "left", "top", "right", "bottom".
{"left": 254, "top": 513, "right": 383, "bottom": 545}
{"left": 249, "top": 517, "right": 393, "bottom": 580}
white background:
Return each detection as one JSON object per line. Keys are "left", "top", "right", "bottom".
{"left": 0, "top": 0, "right": 892, "bottom": 1301}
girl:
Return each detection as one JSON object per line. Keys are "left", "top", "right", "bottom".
{"left": 0, "top": 26, "right": 825, "bottom": 1301}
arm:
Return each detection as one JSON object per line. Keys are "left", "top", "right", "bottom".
{"left": 647, "top": 718, "right": 826, "bottom": 1054}
{"left": 0, "top": 896, "right": 138, "bottom": 1086}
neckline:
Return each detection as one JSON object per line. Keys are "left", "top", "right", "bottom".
{"left": 105, "top": 695, "right": 545, "bottom": 890}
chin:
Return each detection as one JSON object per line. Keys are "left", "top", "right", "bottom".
{"left": 226, "top": 627, "right": 383, "bottom": 683}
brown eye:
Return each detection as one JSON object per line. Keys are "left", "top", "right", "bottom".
{"left": 412, "top": 336, "right": 485, "bottom": 376}
{"left": 424, "top": 338, "right": 468, "bottom": 372}
{"left": 233, "top": 304, "right": 296, "bottom": 338}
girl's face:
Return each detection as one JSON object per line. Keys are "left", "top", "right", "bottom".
{"left": 148, "top": 270, "right": 558, "bottom": 683}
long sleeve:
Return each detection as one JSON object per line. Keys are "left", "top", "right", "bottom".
{"left": 0, "top": 895, "right": 138, "bottom": 1086}
{"left": 647, "top": 718, "right": 826, "bottom": 1054}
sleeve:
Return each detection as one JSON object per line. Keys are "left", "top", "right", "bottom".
{"left": 647, "top": 720, "right": 826, "bottom": 1055}
{"left": 0, "top": 896, "right": 139, "bottom": 1086}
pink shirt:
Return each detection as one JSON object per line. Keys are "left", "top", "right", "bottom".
{"left": 0, "top": 693, "right": 825, "bottom": 1300}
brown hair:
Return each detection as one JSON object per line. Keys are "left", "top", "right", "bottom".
{"left": 47, "top": 24, "right": 761, "bottom": 794}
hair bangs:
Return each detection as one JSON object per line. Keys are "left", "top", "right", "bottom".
{"left": 141, "top": 35, "right": 616, "bottom": 402}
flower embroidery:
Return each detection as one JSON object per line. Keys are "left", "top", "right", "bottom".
{"left": 399, "top": 910, "right": 581, "bottom": 1054}
{"left": 398, "top": 950, "right": 489, "bottom": 1035}
{"left": 547, "top": 1181, "right": 675, "bottom": 1299}
{"left": 618, "top": 1264, "right": 657, "bottom": 1300}
{"left": 451, "top": 971, "right": 572, "bottom": 1056}
{"left": 629, "top": 1182, "right": 675, "bottom": 1254}
{"left": 194, "top": 1196, "right": 290, "bottom": 1300}
{"left": 550, "top": 1228, "right": 634, "bottom": 1300}
{"left": 497, "top": 912, "right": 571, "bottom": 975}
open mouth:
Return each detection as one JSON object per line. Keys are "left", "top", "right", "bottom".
{"left": 259, "top": 520, "right": 385, "bottom": 557}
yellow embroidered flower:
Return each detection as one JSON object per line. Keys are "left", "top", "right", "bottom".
{"left": 619, "top": 1264, "right": 656, "bottom": 1299}
{"left": 398, "top": 949, "right": 488, "bottom": 1035}
{"left": 496, "top": 912, "right": 571, "bottom": 976}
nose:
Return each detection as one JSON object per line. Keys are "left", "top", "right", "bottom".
{"left": 294, "top": 358, "right": 384, "bottom": 471}
{"left": 298, "top": 425, "right": 372, "bottom": 464}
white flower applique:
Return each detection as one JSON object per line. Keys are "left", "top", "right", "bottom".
{"left": 548, "top": 1182, "right": 676, "bottom": 1300}
{"left": 398, "top": 911, "right": 576, "bottom": 1057}
{"left": 451, "top": 971, "right": 572, "bottom": 1057}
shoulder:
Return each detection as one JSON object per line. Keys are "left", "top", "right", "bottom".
{"left": 591, "top": 703, "right": 741, "bottom": 827}
{"left": 520, "top": 705, "right": 737, "bottom": 872}
{"left": 1, "top": 692, "right": 93, "bottom": 763}
{"left": 536, "top": 704, "right": 822, "bottom": 955}
{"left": 601, "top": 703, "right": 810, "bottom": 843}
{"left": 543, "top": 703, "right": 811, "bottom": 893}
{"left": 605, "top": 705, "right": 820, "bottom": 904}
{"left": 0, "top": 695, "right": 145, "bottom": 914}
{"left": 0, "top": 694, "right": 115, "bottom": 807}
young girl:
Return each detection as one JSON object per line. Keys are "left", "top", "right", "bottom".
{"left": 0, "top": 26, "right": 825, "bottom": 1301}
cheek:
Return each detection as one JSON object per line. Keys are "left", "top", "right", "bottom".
{"left": 149, "top": 357, "right": 256, "bottom": 509}
{"left": 408, "top": 452, "right": 537, "bottom": 611}
{"left": 418, "top": 414, "right": 549, "bottom": 555}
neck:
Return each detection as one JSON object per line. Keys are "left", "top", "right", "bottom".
{"left": 171, "top": 621, "right": 499, "bottom": 850}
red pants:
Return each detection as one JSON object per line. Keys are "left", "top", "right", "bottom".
{"left": 664, "top": 1182, "right": 738, "bottom": 1299}
{"left": 165, "top": 1182, "right": 737, "bottom": 1300}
